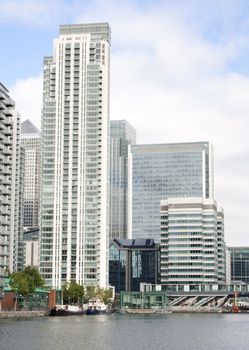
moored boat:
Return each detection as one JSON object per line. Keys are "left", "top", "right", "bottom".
{"left": 86, "top": 298, "right": 107, "bottom": 315}
{"left": 50, "top": 304, "right": 84, "bottom": 316}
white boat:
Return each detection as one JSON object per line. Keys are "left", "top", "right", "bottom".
{"left": 86, "top": 298, "right": 107, "bottom": 315}
{"left": 50, "top": 304, "right": 84, "bottom": 316}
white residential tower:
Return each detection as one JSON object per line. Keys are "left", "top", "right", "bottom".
{"left": 40, "top": 23, "right": 111, "bottom": 289}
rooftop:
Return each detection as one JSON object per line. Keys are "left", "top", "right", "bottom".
{"left": 131, "top": 141, "right": 210, "bottom": 155}
{"left": 21, "top": 119, "right": 40, "bottom": 135}
{"left": 59, "top": 23, "right": 111, "bottom": 42}
{"left": 111, "top": 238, "right": 156, "bottom": 249}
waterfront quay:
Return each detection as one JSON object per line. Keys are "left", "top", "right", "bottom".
{"left": 120, "top": 283, "right": 249, "bottom": 312}
{"left": 0, "top": 310, "right": 49, "bottom": 319}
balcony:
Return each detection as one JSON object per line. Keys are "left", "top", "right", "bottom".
{"left": 3, "top": 178, "right": 11, "bottom": 186}
{"left": 2, "top": 207, "right": 10, "bottom": 216}
{"left": 5, "top": 98, "right": 14, "bottom": 108}
{"left": 0, "top": 90, "right": 6, "bottom": 100}
{"left": 5, "top": 130, "right": 12, "bottom": 140}
{"left": 3, "top": 149, "right": 11, "bottom": 156}
{"left": 0, "top": 196, "right": 9, "bottom": 206}
{"left": 1, "top": 217, "right": 10, "bottom": 226}
{"left": 2, "top": 166, "right": 10, "bottom": 176}
{"left": 0, "top": 101, "right": 6, "bottom": 110}
{"left": 4, "top": 116, "right": 12, "bottom": 124}
{"left": 3, "top": 157, "right": 11, "bottom": 166}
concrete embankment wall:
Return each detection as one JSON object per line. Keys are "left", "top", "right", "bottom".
{"left": 0, "top": 310, "right": 49, "bottom": 319}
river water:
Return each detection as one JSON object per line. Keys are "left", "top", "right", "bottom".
{"left": 1, "top": 313, "right": 249, "bottom": 350}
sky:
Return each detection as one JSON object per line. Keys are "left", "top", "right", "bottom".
{"left": 0, "top": 0, "right": 249, "bottom": 246}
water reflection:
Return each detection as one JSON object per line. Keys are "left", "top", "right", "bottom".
{"left": 1, "top": 313, "right": 249, "bottom": 350}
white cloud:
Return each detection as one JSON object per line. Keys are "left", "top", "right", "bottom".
{"left": 76, "top": 0, "right": 249, "bottom": 245}
{"left": 0, "top": 0, "right": 48, "bottom": 26}
{"left": 8, "top": 0, "right": 249, "bottom": 244}
{"left": 0, "top": 0, "right": 73, "bottom": 27}
{"left": 10, "top": 74, "right": 42, "bottom": 128}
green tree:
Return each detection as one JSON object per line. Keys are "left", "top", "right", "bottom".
{"left": 95, "top": 287, "right": 113, "bottom": 304}
{"left": 62, "top": 281, "right": 85, "bottom": 305}
{"left": 23, "top": 266, "right": 44, "bottom": 290}
{"left": 85, "top": 285, "right": 97, "bottom": 302}
{"left": 85, "top": 286, "right": 113, "bottom": 304}
{"left": 9, "top": 266, "right": 44, "bottom": 309}
{"left": 9, "top": 272, "right": 31, "bottom": 296}
{"left": 113, "top": 293, "right": 120, "bottom": 308}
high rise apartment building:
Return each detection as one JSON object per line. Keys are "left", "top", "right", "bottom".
{"left": 160, "top": 197, "right": 225, "bottom": 285}
{"left": 21, "top": 119, "right": 41, "bottom": 229}
{"left": 128, "top": 142, "right": 214, "bottom": 242}
{"left": 110, "top": 120, "right": 136, "bottom": 240}
{"left": 0, "top": 83, "right": 14, "bottom": 292}
{"left": 0, "top": 84, "right": 24, "bottom": 283}
{"left": 10, "top": 111, "right": 24, "bottom": 272}
{"left": 40, "top": 23, "right": 111, "bottom": 289}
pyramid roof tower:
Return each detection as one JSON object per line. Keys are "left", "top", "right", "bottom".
{"left": 21, "top": 119, "right": 40, "bottom": 134}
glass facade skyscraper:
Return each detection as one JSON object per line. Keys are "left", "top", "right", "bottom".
{"left": 110, "top": 120, "right": 136, "bottom": 240}
{"left": 229, "top": 247, "right": 249, "bottom": 284}
{"left": 21, "top": 119, "right": 41, "bottom": 230}
{"left": 109, "top": 238, "right": 160, "bottom": 292}
{"left": 128, "top": 142, "right": 214, "bottom": 242}
{"left": 40, "top": 23, "right": 111, "bottom": 289}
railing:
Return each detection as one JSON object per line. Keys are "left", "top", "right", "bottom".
{"left": 141, "top": 283, "right": 249, "bottom": 294}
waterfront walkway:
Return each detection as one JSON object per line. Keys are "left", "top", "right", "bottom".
{"left": 0, "top": 310, "right": 49, "bottom": 318}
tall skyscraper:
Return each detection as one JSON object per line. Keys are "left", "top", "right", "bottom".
{"left": 0, "top": 83, "right": 14, "bottom": 292}
{"left": 110, "top": 120, "right": 136, "bottom": 240}
{"left": 21, "top": 119, "right": 41, "bottom": 230}
{"left": 128, "top": 142, "right": 214, "bottom": 242}
{"left": 10, "top": 111, "right": 24, "bottom": 272}
{"left": 40, "top": 23, "right": 111, "bottom": 289}
{"left": 160, "top": 197, "right": 225, "bottom": 285}
{"left": 0, "top": 83, "right": 24, "bottom": 288}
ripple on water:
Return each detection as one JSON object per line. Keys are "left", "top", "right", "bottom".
{"left": 1, "top": 313, "right": 249, "bottom": 350}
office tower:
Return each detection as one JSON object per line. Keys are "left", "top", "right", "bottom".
{"left": 229, "top": 247, "right": 249, "bottom": 284}
{"left": 40, "top": 23, "right": 111, "bottom": 289}
{"left": 217, "top": 209, "right": 225, "bottom": 283}
{"left": 109, "top": 238, "right": 160, "bottom": 292}
{"left": 225, "top": 247, "right": 231, "bottom": 284}
{"left": 110, "top": 120, "right": 136, "bottom": 240}
{"left": 10, "top": 111, "right": 24, "bottom": 272}
{"left": 128, "top": 142, "right": 214, "bottom": 242}
{"left": 160, "top": 197, "right": 225, "bottom": 285}
{"left": 21, "top": 119, "right": 41, "bottom": 230}
{"left": 23, "top": 229, "right": 39, "bottom": 268}
{"left": 0, "top": 83, "right": 14, "bottom": 293}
